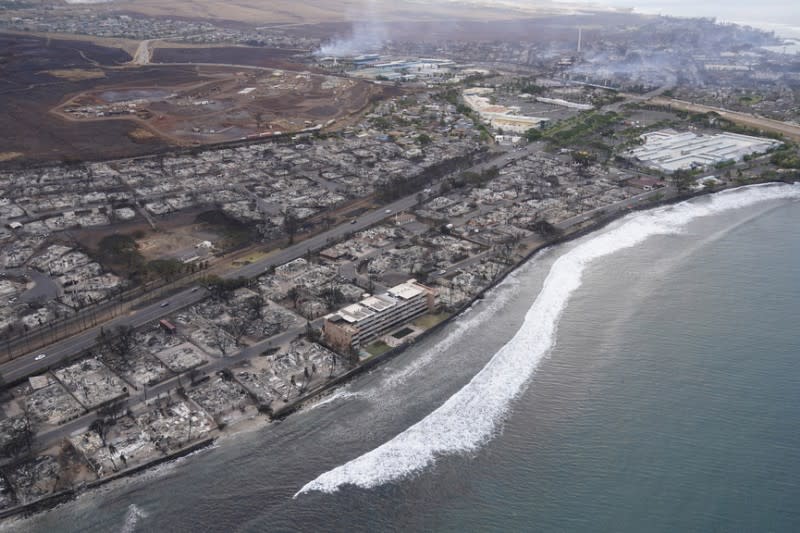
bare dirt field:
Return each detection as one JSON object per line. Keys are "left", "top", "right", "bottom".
{"left": 0, "top": 28, "right": 143, "bottom": 57}
{"left": 52, "top": 62, "right": 382, "bottom": 145}
{"left": 0, "top": 33, "right": 170, "bottom": 165}
{"left": 104, "top": 0, "right": 558, "bottom": 25}
{"left": 0, "top": 33, "right": 389, "bottom": 165}
{"left": 135, "top": 222, "right": 219, "bottom": 261}
{"left": 151, "top": 46, "right": 312, "bottom": 69}
{"left": 68, "top": 208, "right": 221, "bottom": 262}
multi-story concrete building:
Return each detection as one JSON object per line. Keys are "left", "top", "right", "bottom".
{"left": 323, "top": 279, "right": 437, "bottom": 352}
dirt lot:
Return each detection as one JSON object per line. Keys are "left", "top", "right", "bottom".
{"left": 104, "top": 0, "right": 555, "bottom": 25}
{"left": 0, "top": 33, "right": 185, "bottom": 165}
{"left": 0, "top": 33, "right": 389, "bottom": 166}
{"left": 53, "top": 62, "right": 382, "bottom": 145}
{"left": 68, "top": 208, "right": 222, "bottom": 262}
{"left": 151, "top": 46, "right": 312, "bottom": 70}
{"left": 136, "top": 223, "right": 218, "bottom": 261}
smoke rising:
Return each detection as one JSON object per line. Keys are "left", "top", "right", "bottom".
{"left": 316, "top": 0, "right": 388, "bottom": 56}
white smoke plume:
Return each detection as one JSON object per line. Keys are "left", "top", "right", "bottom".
{"left": 316, "top": 0, "right": 388, "bottom": 56}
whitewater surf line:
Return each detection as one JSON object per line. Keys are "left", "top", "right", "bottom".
{"left": 120, "top": 504, "right": 148, "bottom": 533}
{"left": 296, "top": 183, "right": 800, "bottom": 496}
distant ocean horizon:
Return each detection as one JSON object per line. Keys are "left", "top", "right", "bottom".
{"left": 558, "top": 0, "right": 800, "bottom": 39}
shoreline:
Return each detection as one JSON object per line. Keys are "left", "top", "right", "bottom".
{"left": 2, "top": 179, "right": 790, "bottom": 524}
{"left": 0, "top": 438, "right": 215, "bottom": 522}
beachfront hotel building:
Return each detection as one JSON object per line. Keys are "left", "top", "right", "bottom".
{"left": 323, "top": 279, "right": 437, "bottom": 352}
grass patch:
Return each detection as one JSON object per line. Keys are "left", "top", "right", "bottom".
{"left": 128, "top": 128, "right": 158, "bottom": 142}
{"left": 242, "top": 251, "right": 270, "bottom": 263}
{"left": 543, "top": 111, "right": 621, "bottom": 147}
{"left": 0, "top": 152, "right": 23, "bottom": 162}
{"left": 44, "top": 69, "right": 106, "bottom": 81}
{"left": 95, "top": 234, "right": 144, "bottom": 275}
{"left": 364, "top": 340, "right": 392, "bottom": 357}
{"left": 413, "top": 312, "right": 451, "bottom": 330}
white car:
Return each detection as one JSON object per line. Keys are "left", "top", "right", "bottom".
{"left": 35, "top": 353, "right": 46, "bottom": 361}
{"left": 385, "top": 209, "right": 392, "bottom": 214}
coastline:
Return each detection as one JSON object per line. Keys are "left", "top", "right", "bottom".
{"left": 0, "top": 438, "right": 215, "bottom": 522}
{"left": 269, "top": 184, "right": 720, "bottom": 420}
{"left": 2, "top": 179, "right": 790, "bottom": 524}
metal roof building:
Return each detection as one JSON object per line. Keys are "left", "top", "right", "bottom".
{"left": 628, "top": 129, "right": 781, "bottom": 172}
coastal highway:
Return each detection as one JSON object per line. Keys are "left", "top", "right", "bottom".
{"left": 31, "top": 322, "right": 314, "bottom": 452}
{"left": 0, "top": 144, "right": 544, "bottom": 384}
{"left": 555, "top": 186, "right": 677, "bottom": 230}
{"left": 0, "top": 194, "right": 418, "bottom": 383}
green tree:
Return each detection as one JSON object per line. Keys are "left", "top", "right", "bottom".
{"left": 147, "top": 259, "right": 185, "bottom": 282}
{"left": 283, "top": 210, "right": 300, "bottom": 244}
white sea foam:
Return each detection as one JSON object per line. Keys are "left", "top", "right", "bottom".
{"left": 369, "top": 268, "right": 524, "bottom": 395}
{"left": 296, "top": 184, "right": 800, "bottom": 496}
{"left": 119, "top": 504, "right": 148, "bottom": 533}
{"left": 306, "top": 389, "right": 363, "bottom": 410}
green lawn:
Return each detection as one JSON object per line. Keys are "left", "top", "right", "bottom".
{"left": 364, "top": 340, "right": 392, "bottom": 357}
{"left": 413, "top": 312, "right": 451, "bottom": 330}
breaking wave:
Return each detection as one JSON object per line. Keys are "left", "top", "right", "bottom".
{"left": 370, "top": 266, "right": 525, "bottom": 395}
{"left": 296, "top": 184, "right": 800, "bottom": 496}
{"left": 119, "top": 504, "right": 148, "bottom": 533}
{"left": 306, "top": 390, "right": 364, "bottom": 410}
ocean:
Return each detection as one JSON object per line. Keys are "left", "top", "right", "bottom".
{"left": 560, "top": 0, "right": 800, "bottom": 39}
{"left": 8, "top": 184, "right": 800, "bottom": 532}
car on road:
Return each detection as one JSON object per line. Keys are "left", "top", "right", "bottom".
{"left": 350, "top": 219, "right": 357, "bottom": 224}
{"left": 160, "top": 301, "right": 170, "bottom": 308}
{"left": 34, "top": 353, "right": 46, "bottom": 361}
{"left": 385, "top": 209, "right": 392, "bottom": 214}
{"left": 190, "top": 287, "right": 199, "bottom": 293}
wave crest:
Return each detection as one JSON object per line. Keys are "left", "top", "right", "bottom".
{"left": 296, "top": 184, "right": 800, "bottom": 496}
{"left": 120, "top": 504, "right": 148, "bottom": 533}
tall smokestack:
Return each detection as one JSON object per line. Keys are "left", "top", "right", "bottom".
{"left": 577, "top": 27, "right": 582, "bottom": 53}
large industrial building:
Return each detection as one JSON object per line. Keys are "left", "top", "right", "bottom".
{"left": 462, "top": 87, "right": 549, "bottom": 133}
{"left": 323, "top": 279, "right": 437, "bottom": 352}
{"left": 628, "top": 129, "right": 781, "bottom": 172}
{"left": 351, "top": 58, "right": 457, "bottom": 81}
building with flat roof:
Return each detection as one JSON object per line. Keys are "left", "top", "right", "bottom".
{"left": 627, "top": 129, "right": 780, "bottom": 172}
{"left": 323, "top": 279, "right": 437, "bottom": 352}
{"left": 462, "top": 87, "right": 549, "bottom": 133}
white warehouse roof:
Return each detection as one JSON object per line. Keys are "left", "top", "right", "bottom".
{"left": 628, "top": 129, "right": 781, "bottom": 172}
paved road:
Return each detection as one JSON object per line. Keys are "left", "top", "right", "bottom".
{"left": 32, "top": 320, "right": 319, "bottom": 451}
{"left": 0, "top": 194, "right": 423, "bottom": 383}
{"left": 555, "top": 186, "right": 677, "bottom": 230}
{"left": 1, "top": 268, "right": 61, "bottom": 304}
{"left": 21, "top": 269, "right": 62, "bottom": 303}
{"left": 131, "top": 39, "right": 155, "bottom": 66}
{"left": 0, "top": 145, "right": 541, "bottom": 384}
{"left": 23, "top": 183, "right": 685, "bottom": 450}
